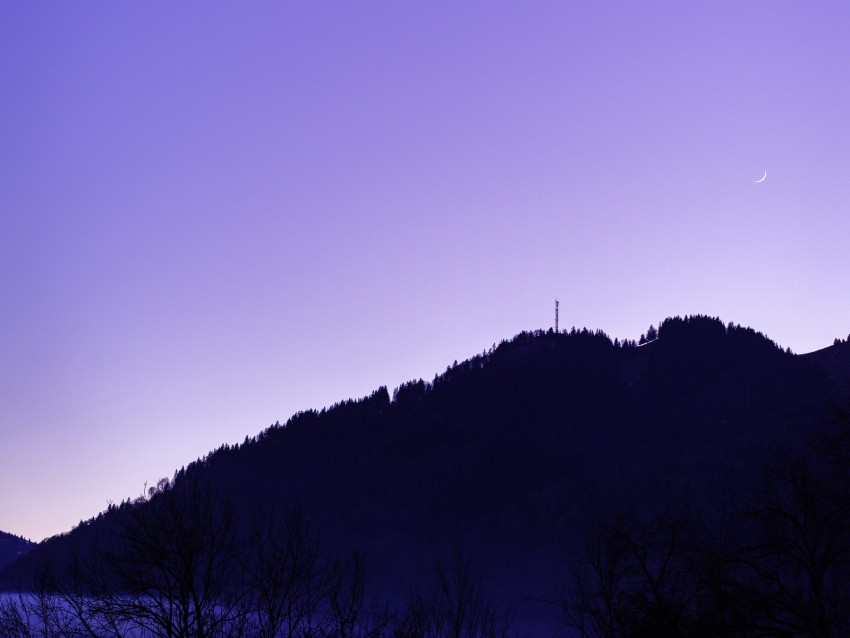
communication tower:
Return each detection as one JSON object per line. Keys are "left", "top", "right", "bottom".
{"left": 555, "top": 299, "right": 559, "bottom": 333}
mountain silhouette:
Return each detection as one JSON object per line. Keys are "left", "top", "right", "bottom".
{"left": 2, "top": 315, "right": 847, "bottom": 624}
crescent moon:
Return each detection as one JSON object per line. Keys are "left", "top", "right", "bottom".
{"left": 754, "top": 170, "right": 767, "bottom": 183}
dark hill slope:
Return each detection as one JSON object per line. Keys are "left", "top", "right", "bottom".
{"left": 1, "top": 316, "right": 842, "bottom": 597}
{"left": 206, "top": 318, "right": 830, "bottom": 546}
{"left": 0, "top": 531, "right": 33, "bottom": 572}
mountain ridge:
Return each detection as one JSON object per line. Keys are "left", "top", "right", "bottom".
{"left": 2, "top": 316, "right": 847, "bottom": 613}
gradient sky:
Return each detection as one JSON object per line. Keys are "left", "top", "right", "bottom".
{"left": 2, "top": 2, "right": 849, "bottom": 542}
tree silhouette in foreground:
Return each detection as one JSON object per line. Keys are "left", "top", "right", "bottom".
{"left": 560, "top": 424, "right": 850, "bottom": 638}
{"left": 395, "top": 549, "right": 514, "bottom": 638}
{"left": 241, "top": 506, "right": 326, "bottom": 638}
{"left": 103, "top": 478, "right": 242, "bottom": 637}
{"left": 1, "top": 478, "right": 514, "bottom": 638}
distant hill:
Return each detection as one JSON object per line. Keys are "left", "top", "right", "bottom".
{"left": 0, "top": 530, "right": 33, "bottom": 572}
{"left": 2, "top": 315, "right": 847, "bottom": 619}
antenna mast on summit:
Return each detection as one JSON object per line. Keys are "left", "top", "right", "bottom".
{"left": 555, "top": 300, "right": 559, "bottom": 333}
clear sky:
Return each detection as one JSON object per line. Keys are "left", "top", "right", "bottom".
{"left": 2, "top": 2, "right": 849, "bottom": 542}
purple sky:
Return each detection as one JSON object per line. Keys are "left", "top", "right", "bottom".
{"left": 2, "top": 3, "right": 849, "bottom": 542}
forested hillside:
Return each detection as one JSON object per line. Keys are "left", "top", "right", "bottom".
{"left": 2, "top": 316, "right": 848, "bottom": 636}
